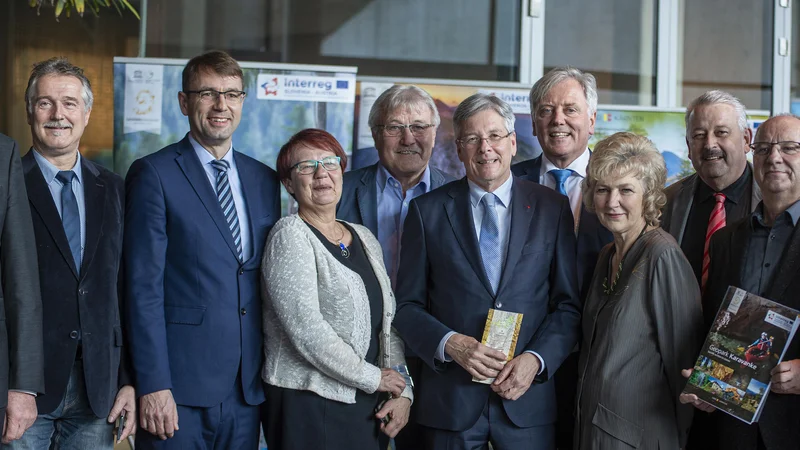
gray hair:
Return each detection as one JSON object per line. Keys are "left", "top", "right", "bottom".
{"left": 529, "top": 66, "right": 598, "bottom": 118}
{"left": 685, "top": 90, "right": 748, "bottom": 136}
{"left": 453, "top": 93, "right": 515, "bottom": 138}
{"left": 368, "top": 85, "right": 440, "bottom": 128}
{"left": 25, "top": 58, "right": 93, "bottom": 116}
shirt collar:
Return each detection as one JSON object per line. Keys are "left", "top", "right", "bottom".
{"left": 32, "top": 149, "right": 83, "bottom": 186}
{"left": 696, "top": 164, "right": 751, "bottom": 205}
{"left": 540, "top": 147, "right": 591, "bottom": 178}
{"left": 752, "top": 199, "right": 800, "bottom": 228}
{"left": 376, "top": 162, "right": 431, "bottom": 194}
{"left": 468, "top": 173, "right": 513, "bottom": 209}
{"left": 188, "top": 133, "right": 234, "bottom": 168}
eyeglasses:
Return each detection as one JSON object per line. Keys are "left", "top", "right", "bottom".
{"left": 291, "top": 156, "right": 342, "bottom": 175}
{"left": 374, "top": 124, "right": 435, "bottom": 137}
{"left": 749, "top": 141, "right": 800, "bottom": 156}
{"left": 457, "top": 131, "right": 514, "bottom": 150}
{"left": 184, "top": 89, "right": 246, "bottom": 104}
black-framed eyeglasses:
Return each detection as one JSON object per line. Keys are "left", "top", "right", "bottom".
{"left": 749, "top": 141, "right": 800, "bottom": 156}
{"left": 457, "top": 131, "right": 514, "bottom": 149}
{"left": 184, "top": 89, "right": 246, "bottom": 104}
{"left": 291, "top": 156, "right": 342, "bottom": 175}
{"left": 374, "top": 124, "right": 435, "bottom": 137}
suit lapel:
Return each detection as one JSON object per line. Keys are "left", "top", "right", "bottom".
{"left": 670, "top": 175, "right": 698, "bottom": 245}
{"left": 22, "top": 151, "right": 79, "bottom": 279}
{"left": 356, "top": 166, "right": 378, "bottom": 233}
{"left": 522, "top": 156, "right": 542, "bottom": 183}
{"left": 233, "top": 151, "right": 264, "bottom": 265}
{"left": 80, "top": 159, "right": 104, "bottom": 277}
{"left": 496, "top": 181, "right": 535, "bottom": 297}
{"left": 174, "top": 138, "right": 240, "bottom": 261}
{"left": 444, "top": 179, "right": 494, "bottom": 296}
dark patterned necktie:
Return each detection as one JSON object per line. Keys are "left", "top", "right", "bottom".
{"left": 56, "top": 170, "right": 81, "bottom": 273}
{"left": 209, "top": 160, "right": 243, "bottom": 261}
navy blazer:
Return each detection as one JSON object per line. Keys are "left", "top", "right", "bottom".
{"left": 511, "top": 155, "right": 613, "bottom": 298}
{"left": 393, "top": 177, "right": 581, "bottom": 431}
{"left": 23, "top": 151, "right": 130, "bottom": 417}
{"left": 124, "top": 136, "right": 280, "bottom": 407}
{"left": 336, "top": 163, "right": 455, "bottom": 234}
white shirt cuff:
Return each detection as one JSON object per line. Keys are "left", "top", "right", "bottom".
{"left": 524, "top": 350, "right": 546, "bottom": 375}
{"left": 9, "top": 389, "right": 37, "bottom": 397}
{"left": 436, "top": 331, "right": 458, "bottom": 362}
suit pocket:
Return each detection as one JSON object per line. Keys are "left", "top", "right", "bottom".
{"left": 164, "top": 305, "right": 207, "bottom": 325}
{"left": 591, "top": 403, "right": 643, "bottom": 448}
{"left": 114, "top": 325, "right": 123, "bottom": 347}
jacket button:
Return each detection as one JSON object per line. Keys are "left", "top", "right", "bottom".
{"left": 69, "top": 330, "right": 79, "bottom": 339}
{"left": 239, "top": 268, "right": 244, "bottom": 275}
{"left": 240, "top": 308, "right": 247, "bottom": 316}
{"left": 495, "top": 302, "right": 503, "bottom": 309}
{"left": 78, "top": 289, "right": 86, "bottom": 295}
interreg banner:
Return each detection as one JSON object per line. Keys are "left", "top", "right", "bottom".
{"left": 123, "top": 64, "right": 164, "bottom": 135}
{"left": 256, "top": 74, "right": 356, "bottom": 103}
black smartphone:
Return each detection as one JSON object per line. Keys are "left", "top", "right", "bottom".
{"left": 115, "top": 411, "right": 127, "bottom": 442}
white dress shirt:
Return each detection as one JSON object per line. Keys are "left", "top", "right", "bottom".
{"left": 539, "top": 148, "right": 591, "bottom": 229}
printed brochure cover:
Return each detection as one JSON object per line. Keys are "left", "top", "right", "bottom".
{"left": 473, "top": 309, "right": 523, "bottom": 385}
{"left": 683, "top": 286, "right": 800, "bottom": 423}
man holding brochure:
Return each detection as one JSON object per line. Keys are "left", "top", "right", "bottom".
{"left": 393, "top": 93, "right": 581, "bottom": 449}
{"left": 681, "top": 114, "right": 800, "bottom": 450}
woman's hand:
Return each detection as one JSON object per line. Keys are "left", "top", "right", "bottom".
{"left": 376, "top": 397, "right": 411, "bottom": 438}
{"left": 377, "top": 368, "right": 406, "bottom": 397}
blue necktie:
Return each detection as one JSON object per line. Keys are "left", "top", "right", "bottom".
{"left": 210, "top": 159, "right": 243, "bottom": 261}
{"left": 56, "top": 171, "right": 81, "bottom": 273}
{"left": 480, "top": 193, "right": 502, "bottom": 294}
{"left": 549, "top": 169, "right": 573, "bottom": 196}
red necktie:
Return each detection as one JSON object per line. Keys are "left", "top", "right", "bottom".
{"left": 702, "top": 193, "right": 726, "bottom": 291}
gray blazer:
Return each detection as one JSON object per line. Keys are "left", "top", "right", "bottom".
{"left": 0, "top": 134, "right": 44, "bottom": 409}
{"left": 261, "top": 215, "right": 412, "bottom": 404}
{"left": 575, "top": 228, "right": 705, "bottom": 450}
{"left": 662, "top": 165, "right": 761, "bottom": 245}
{"left": 337, "top": 163, "right": 455, "bottom": 234}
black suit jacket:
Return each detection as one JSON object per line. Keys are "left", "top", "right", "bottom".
{"left": 23, "top": 150, "right": 131, "bottom": 418}
{"left": 704, "top": 217, "right": 800, "bottom": 450}
{"left": 0, "top": 135, "right": 44, "bottom": 419}
{"left": 393, "top": 177, "right": 581, "bottom": 431}
{"left": 511, "top": 156, "right": 612, "bottom": 299}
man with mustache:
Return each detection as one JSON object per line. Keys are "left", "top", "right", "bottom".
{"left": 511, "top": 67, "right": 612, "bottom": 449}
{"left": 681, "top": 114, "right": 800, "bottom": 450}
{"left": 338, "top": 84, "right": 454, "bottom": 450}
{"left": 124, "top": 51, "right": 280, "bottom": 448}
{"left": 9, "top": 58, "right": 134, "bottom": 449}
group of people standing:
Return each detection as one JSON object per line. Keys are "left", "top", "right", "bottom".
{"left": 0, "top": 48, "right": 797, "bottom": 450}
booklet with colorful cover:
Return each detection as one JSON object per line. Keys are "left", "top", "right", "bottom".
{"left": 473, "top": 309, "right": 523, "bottom": 384}
{"left": 682, "top": 286, "right": 800, "bottom": 423}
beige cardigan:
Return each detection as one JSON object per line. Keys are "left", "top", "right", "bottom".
{"left": 260, "top": 214, "right": 412, "bottom": 404}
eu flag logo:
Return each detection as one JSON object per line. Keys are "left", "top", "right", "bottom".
{"left": 336, "top": 80, "right": 349, "bottom": 89}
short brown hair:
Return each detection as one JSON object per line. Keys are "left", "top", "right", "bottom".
{"left": 276, "top": 129, "right": 348, "bottom": 181}
{"left": 182, "top": 50, "right": 243, "bottom": 92}
{"left": 582, "top": 132, "right": 667, "bottom": 226}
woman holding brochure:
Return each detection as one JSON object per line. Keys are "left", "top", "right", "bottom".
{"left": 260, "top": 129, "right": 412, "bottom": 450}
{"left": 574, "top": 132, "right": 705, "bottom": 450}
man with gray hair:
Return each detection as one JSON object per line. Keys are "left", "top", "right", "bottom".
{"left": 338, "top": 84, "right": 454, "bottom": 450}
{"left": 511, "top": 66, "right": 612, "bottom": 449}
{"left": 7, "top": 58, "right": 135, "bottom": 449}
{"left": 394, "top": 93, "right": 580, "bottom": 449}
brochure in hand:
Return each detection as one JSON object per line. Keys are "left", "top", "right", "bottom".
{"left": 473, "top": 308, "right": 523, "bottom": 384}
{"left": 682, "top": 286, "right": 800, "bottom": 423}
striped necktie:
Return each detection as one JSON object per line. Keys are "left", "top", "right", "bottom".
{"left": 702, "top": 193, "right": 726, "bottom": 291}
{"left": 210, "top": 159, "right": 243, "bottom": 261}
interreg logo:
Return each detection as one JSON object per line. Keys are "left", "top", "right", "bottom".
{"left": 261, "top": 77, "right": 279, "bottom": 96}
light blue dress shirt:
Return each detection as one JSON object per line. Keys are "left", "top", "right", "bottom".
{"left": 189, "top": 134, "right": 252, "bottom": 262}
{"left": 32, "top": 149, "right": 86, "bottom": 262}
{"left": 436, "top": 175, "right": 545, "bottom": 374}
{"left": 375, "top": 163, "right": 431, "bottom": 288}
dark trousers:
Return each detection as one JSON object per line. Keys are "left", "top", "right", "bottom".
{"left": 422, "top": 393, "right": 554, "bottom": 450}
{"left": 394, "top": 356, "right": 423, "bottom": 450}
{"left": 553, "top": 352, "right": 578, "bottom": 450}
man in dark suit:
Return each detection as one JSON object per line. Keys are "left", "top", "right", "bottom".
{"left": 681, "top": 114, "right": 800, "bottom": 450}
{"left": 0, "top": 133, "right": 43, "bottom": 446}
{"left": 338, "top": 85, "right": 454, "bottom": 450}
{"left": 5, "top": 58, "right": 134, "bottom": 450}
{"left": 125, "top": 51, "right": 280, "bottom": 449}
{"left": 394, "top": 93, "right": 581, "bottom": 449}
{"left": 510, "top": 67, "right": 612, "bottom": 449}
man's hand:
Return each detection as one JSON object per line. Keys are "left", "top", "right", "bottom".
{"left": 108, "top": 385, "right": 137, "bottom": 442}
{"left": 445, "top": 334, "right": 506, "bottom": 380}
{"left": 2, "top": 391, "right": 38, "bottom": 443}
{"left": 376, "top": 397, "right": 411, "bottom": 438}
{"left": 491, "top": 353, "right": 538, "bottom": 400}
{"left": 139, "top": 389, "right": 179, "bottom": 440}
{"left": 771, "top": 359, "right": 800, "bottom": 395}
{"left": 678, "top": 369, "right": 715, "bottom": 413}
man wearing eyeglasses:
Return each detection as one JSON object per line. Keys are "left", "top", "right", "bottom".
{"left": 124, "top": 50, "right": 280, "bottom": 449}
{"left": 681, "top": 114, "right": 800, "bottom": 450}
{"left": 338, "top": 84, "right": 454, "bottom": 450}
{"left": 394, "top": 93, "right": 580, "bottom": 449}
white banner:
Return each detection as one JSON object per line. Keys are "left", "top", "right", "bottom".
{"left": 478, "top": 88, "right": 531, "bottom": 115}
{"left": 256, "top": 74, "right": 356, "bottom": 103}
{"left": 123, "top": 64, "right": 163, "bottom": 135}
{"left": 357, "top": 82, "right": 395, "bottom": 149}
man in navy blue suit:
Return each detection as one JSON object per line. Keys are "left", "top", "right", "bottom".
{"left": 124, "top": 51, "right": 280, "bottom": 449}
{"left": 511, "top": 67, "right": 612, "bottom": 449}
{"left": 394, "top": 93, "right": 581, "bottom": 449}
